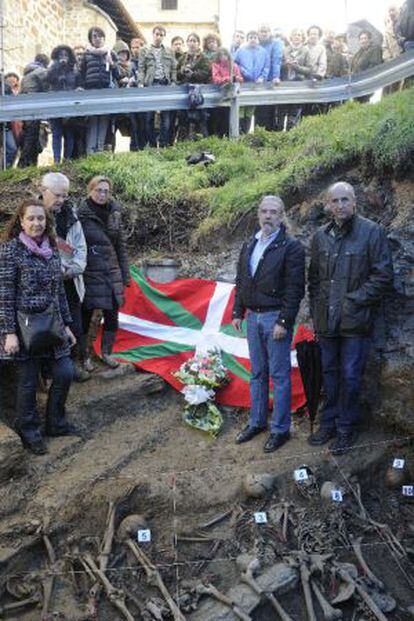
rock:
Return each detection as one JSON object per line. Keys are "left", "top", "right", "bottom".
{"left": 189, "top": 562, "right": 298, "bottom": 621}
{"left": 0, "top": 423, "right": 25, "bottom": 482}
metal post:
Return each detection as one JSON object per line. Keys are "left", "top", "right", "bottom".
{"left": 229, "top": 86, "right": 240, "bottom": 139}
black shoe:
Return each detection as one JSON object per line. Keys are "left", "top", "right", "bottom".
{"left": 307, "top": 427, "right": 336, "bottom": 446}
{"left": 45, "top": 423, "right": 80, "bottom": 438}
{"left": 235, "top": 425, "right": 267, "bottom": 444}
{"left": 263, "top": 432, "right": 290, "bottom": 453}
{"left": 21, "top": 436, "right": 48, "bottom": 455}
{"left": 329, "top": 431, "right": 357, "bottom": 456}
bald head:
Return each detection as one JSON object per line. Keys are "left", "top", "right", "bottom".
{"left": 326, "top": 182, "right": 356, "bottom": 225}
{"left": 41, "top": 173, "right": 70, "bottom": 212}
{"left": 327, "top": 181, "right": 355, "bottom": 200}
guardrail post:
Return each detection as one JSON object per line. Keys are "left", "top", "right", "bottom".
{"left": 229, "top": 84, "right": 240, "bottom": 139}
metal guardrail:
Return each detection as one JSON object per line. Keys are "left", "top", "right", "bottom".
{"left": 0, "top": 51, "right": 413, "bottom": 126}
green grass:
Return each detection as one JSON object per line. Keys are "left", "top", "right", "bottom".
{"left": 1, "top": 88, "right": 412, "bottom": 245}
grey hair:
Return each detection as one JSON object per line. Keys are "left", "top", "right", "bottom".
{"left": 326, "top": 181, "right": 356, "bottom": 199}
{"left": 41, "top": 172, "right": 70, "bottom": 190}
{"left": 258, "top": 195, "right": 289, "bottom": 226}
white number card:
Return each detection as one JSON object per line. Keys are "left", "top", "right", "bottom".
{"left": 294, "top": 468, "right": 308, "bottom": 482}
{"left": 137, "top": 529, "right": 151, "bottom": 542}
{"left": 254, "top": 512, "right": 268, "bottom": 524}
{"left": 402, "top": 486, "right": 414, "bottom": 497}
{"left": 331, "top": 490, "right": 343, "bottom": 502}
{"left": 392, "top": 458, "right": 405, "bottom": 469}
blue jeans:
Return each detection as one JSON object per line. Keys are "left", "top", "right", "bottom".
{"left": 16, "top": 356, "right": 74, "bottom": 441}
{"left": 404, "top": 41, "right": 414, "bottom": 51}
{"left": 86, "top": 115, "right": 109, "bottom": 154}
{"left": 5, "top": 128, "right": 18, "bottom": 167}
{"left": 50, "top": 118, "right": 75, "bottom": 163}
{"left": 145, "top": 110, "right": 171, "bottom": 147}
{"left": 319, "top": 336, "right": 370, "bottom": 433}
{"left": 247, "top": 311, "right": 292, "bottom": 434}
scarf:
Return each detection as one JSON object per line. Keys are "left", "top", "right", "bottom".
{"left": 18, "top": 232, "right": 53, "bottom": 260}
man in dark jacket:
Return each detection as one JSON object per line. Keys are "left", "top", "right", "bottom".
{"left": 397, "top": 0, "right": 414, "bottom": 50}
{"left": 308, "top": 182, "right": 393, "bottom": 454}
{"left": 232, "top": 196, "right": 305, "bottom": 452}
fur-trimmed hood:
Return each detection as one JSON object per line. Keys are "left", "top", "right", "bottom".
{"left": 50, "top": 45, "right": 76, "bottom": 67}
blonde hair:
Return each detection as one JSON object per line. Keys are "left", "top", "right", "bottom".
{"left": 87, "top": 176, "right": 112, "bottom": 197}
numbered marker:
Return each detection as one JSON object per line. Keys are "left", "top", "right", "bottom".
{"left": 254, "top": 512, "right": 268, "bottom": 524}
{"left": 294, "top": 468, "right": 308, "bottom": 482}
{"left": 137, "top": 529, "right": 151, "bottom": 543}
{"left": 331, "top": 490, "right": 343, "bottom": 502}
{"left": 402, "top": 486, "right": 414, "bottom": 497}
{"left": 393, "top": 458, "right": 405, "bottom": 469}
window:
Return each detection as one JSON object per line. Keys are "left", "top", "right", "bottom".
{"left": 161, "top": 0, "right": 177, "bottom": 9}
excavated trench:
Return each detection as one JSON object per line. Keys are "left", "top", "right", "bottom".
{"left": 0, "top": 362, "right": 413, "bottom": 621}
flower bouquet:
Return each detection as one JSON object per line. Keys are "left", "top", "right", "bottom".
{"left": 173, "top": 350, "right": 229, "bottom": 436}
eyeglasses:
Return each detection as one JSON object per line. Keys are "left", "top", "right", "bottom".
{"left": 51, "top": 190, "right": 68, "bottom": 200}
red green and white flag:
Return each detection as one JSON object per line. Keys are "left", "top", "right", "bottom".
{"left": 103, "top": 267, "right": 311, "bottom": 411}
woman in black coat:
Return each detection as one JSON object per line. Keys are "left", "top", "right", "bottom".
{"left": 78, "top": 176, "right": 130, "bottom": 369}
{"left": 79, "top": 27, "right": 119, "bottom": 154}
{"left": 47, "top": 45, "right": 80, "bottom": 163}
{"left": 0, "top": 201, "right": 77, "bottom": 455}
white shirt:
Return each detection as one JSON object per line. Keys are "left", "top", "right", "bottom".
{"left": 250, "top": 228, "right": 280, "bottom": 276}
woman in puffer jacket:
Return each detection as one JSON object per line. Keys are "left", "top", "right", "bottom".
{"left": 47, "top": 45, "right": 80, "bottom": 163}
{"left": 79, "top": 27, "right": 119, "bottom": 154}
{"left": 78, "top": 176, "right": 130, "bottom": 370}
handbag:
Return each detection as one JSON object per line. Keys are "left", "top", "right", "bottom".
{"left": 17, "top": 303, "right": 64, "bottom": 354}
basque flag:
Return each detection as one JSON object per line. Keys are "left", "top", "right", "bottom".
{"left": 108, "top": 267, "right": 310, "bottom": 411}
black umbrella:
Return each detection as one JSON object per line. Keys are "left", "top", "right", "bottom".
{"left": 296, "top": 339, "right": 322, "bottom": 433}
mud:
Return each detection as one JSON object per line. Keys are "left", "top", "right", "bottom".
{"left": 0, "top": 366, "right": 413, "bottom": 620}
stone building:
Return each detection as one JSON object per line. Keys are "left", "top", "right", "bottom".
{"left": 1, "top": 0, "right": 140, "bottom": 76}
{"left": 122, "top": 0, "right": 220, "bottom": 45}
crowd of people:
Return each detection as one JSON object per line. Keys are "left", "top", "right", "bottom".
{"left": 1, "top": 0, "right": 413, "bottom": 167}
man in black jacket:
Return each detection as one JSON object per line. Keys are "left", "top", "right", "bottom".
{"left": 232, "top": 196, "right": 305, "bottom": 452}
{"left": 308, "top": 182, "right": 393, "bottom": 454}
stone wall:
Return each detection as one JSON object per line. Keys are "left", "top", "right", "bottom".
{"left": 122, "top": 0, "right": 219, "bottom": 45}
{"left": 2, "top": 0, "right": 117, "bottom": 77}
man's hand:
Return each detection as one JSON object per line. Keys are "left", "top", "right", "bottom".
{"left": 65, "top": 326, "right": 77, "bottom": 348}
{"left": 5, "top": 333, "right": 19, "bottom": 355}
{"left": 273, "top": 324, "right": 287, "bottom": 340}
{"left": 232, "top": 318, "right": 243, "bottom": 332}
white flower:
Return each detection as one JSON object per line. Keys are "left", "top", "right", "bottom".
{"left": 182, "top": 385, "right": 215, "bottom": 405}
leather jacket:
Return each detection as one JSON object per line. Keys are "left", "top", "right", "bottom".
{"left": 308, "top": 215, "right": 393, "bottom": 337}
